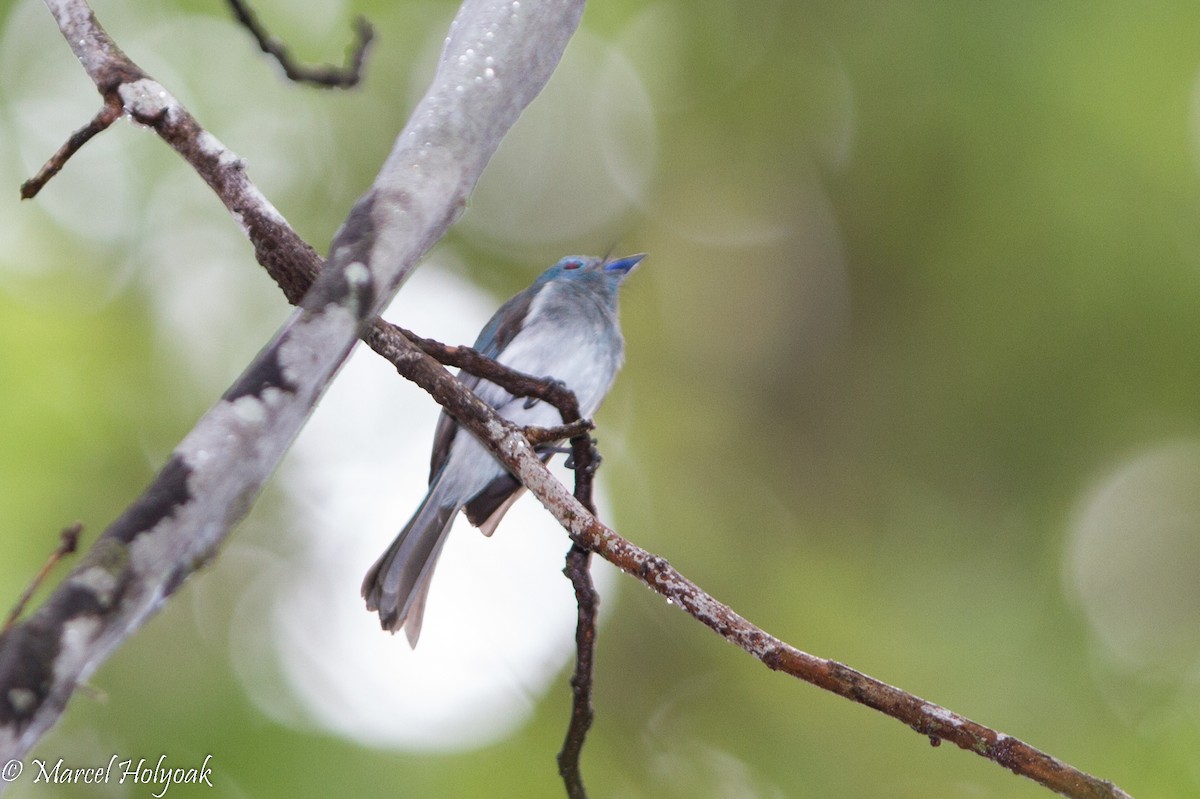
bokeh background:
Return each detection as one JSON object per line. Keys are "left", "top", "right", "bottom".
{"left": 3, "top": 0, "right": 1200, "bottom": 796}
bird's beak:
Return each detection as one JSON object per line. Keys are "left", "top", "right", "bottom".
{"left": 604, "top": 253, "right": 646, "bottom": 279}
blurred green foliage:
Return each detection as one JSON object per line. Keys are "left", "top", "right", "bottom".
{"left": 3, "top": 0, "right": 1200, "bottom": 796}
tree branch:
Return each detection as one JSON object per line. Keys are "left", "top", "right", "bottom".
{"left": 2, "top": 1, "right": 1134, "bottom": 797}
{"left": 0, "top": 0, "right": 586, "bottom": 765}
{"left": 398, "top": 325, "right": 586, "bottom": 415}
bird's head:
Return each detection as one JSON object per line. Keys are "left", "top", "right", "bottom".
{"left": 537, "top": 253, "right": 645, "bottom": 291}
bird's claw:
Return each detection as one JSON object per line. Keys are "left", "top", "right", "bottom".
{"left": 565, "top": 445, "right": 601, "bottom": 471}
{"left": 523, "top": 377, "right": 569, "bottom": 409}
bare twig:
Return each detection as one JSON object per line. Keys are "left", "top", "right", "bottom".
{"left": 558, "top": 543, "right": 597, "bottom": 799}
{"left": 557, "top": 427, "right": 601, "bottom": 798}
{"left": 1, "top": 524, "right": 82, "bottom": 634}
{"left": 523, "top": 420, "right": 594, "bottom": 448}
{"left": 227, "top": 0, "right": 373, "bottom": 88}
{"left": 19, "top": 95, "right": 121, "bottom": 199}
{"left": 398, "top": 325, "right": 584, "bottom": 416}
{"left": 21, "top": 0, "right": 322, "bottom": 303}
{"left": 551, "top": 500, "right": 1132, "bottom": 799}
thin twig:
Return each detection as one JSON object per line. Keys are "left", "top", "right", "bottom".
{"left": 558, "top": 543, "right": 597, "bottom": 799}
{"left": 524, "top": 420, "right": 594, "bottom": 448}
{"left": 20, "top": 96, "right": 122, "bottom": 199}
{"left": 557, "top": 429, "right": 602, "bottom": 799}
{"left": 227, "top": 0, "right": 374, "bottom": 88}
{"left": 398, "top": 325, "right": 583, "bottom": 416}
{"left": 2, "top": 524, "right": 82, "bottom": 634}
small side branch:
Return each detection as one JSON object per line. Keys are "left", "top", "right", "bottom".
{"left": 2, "top": 524, "right": 82, "bottom": 634}
{"left": 562, "top": 511, "right": 1133, "bottom": 799}
{"left": 523, "top": 420, "right": 593, "bottom": 448}
{"left": 557, "top": 430, "right": 602, "bottom": 799}
{"left": 398, "top": 325, "right": 582, "bottom": 418}
{"left": 557, "top": 543, "right": 597, "bottom": 799}
{"left": 20, "top": 96, "right": 121, "bottom": 199}
{"left": 227, "top": 0, "right": 374, "bottom": 88}
{"left": 545, "top": 364, "right": 602, "bottom": 799}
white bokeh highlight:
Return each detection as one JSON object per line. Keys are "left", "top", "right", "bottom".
{"left": 1066, "top": 439, "right": 1200, "bottom": 675}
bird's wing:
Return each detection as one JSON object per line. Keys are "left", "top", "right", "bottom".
{"left": 428, "top": 282, "right": 543, "bottom": 481}
{"left": 461, "top": 448, "right": 557, "bottom": 534}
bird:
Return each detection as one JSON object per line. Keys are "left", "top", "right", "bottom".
{"left": 363, "top": 253, "right": 645, "bottom": 646}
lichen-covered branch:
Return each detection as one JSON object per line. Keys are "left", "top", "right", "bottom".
{"left": 0, "top": 0, "right": 586, "bottom": 765}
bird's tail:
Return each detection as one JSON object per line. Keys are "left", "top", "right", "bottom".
{"left": 362, "top": 484, "right": 459, "bottom": 647}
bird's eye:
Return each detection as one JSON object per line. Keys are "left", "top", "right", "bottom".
{"left": 563, "top": 260, "right": 582, "bottom": 270}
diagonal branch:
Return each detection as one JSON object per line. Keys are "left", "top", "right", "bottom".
{"left": 365, "top": 329, "right": 1134, "bottom": 799}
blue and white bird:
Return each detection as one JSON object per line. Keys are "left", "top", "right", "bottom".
{"left": 363, "top": 253, "right": 645, "bottom": 646}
